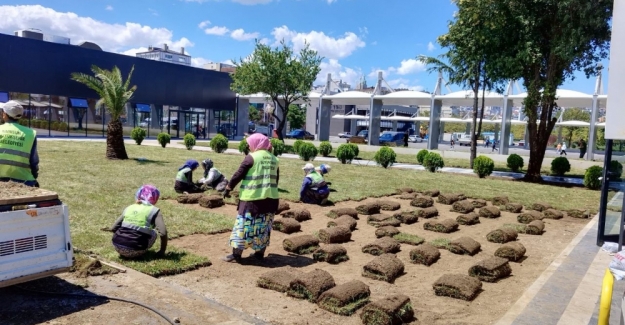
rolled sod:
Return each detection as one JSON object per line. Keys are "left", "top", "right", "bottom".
{"left": 410, "top": 196, "right": 434, "bottom": 208}
{"left": 392, "top": 233, "right": 425, "bottom": 246}
{"left": 456, "top": 193, "right": 467, "bottom": 200}
{"left": 471, "top": 199, "right": 488, "bottom": 208}
{"left": 505, "top": 203, "right": 523, "bottom": 213}
{"left": 318, "top": 226, "right": 352, "bottom": 244}
{"left": 397, "top": 187, "right": 415, "bottom": 194}
{"left": 486, "top": 228, "right": 518, "bottom": 244}
{"left": 469, "top": 257, "right": 512, "bottom": 283}
{"left": 543, "top": 209, "right": 564, "bottom": 220}
{"left": 375, "top": 226, "right": 401, "bottom": 238}
{"left": 362, "top": 253, "right": 405, "bottom": 283}
{"left": 433, "top": 274, "right": 482, "bottom": 301}
{"left": 492, "top": 196, "right": 509, "bottom": 206}
{"left": 356, "top": 203, "right": 381, "bottom": 215}
{"left": 313, "top": 244, "right": 349, "bottom": 264}
{"left": 479, "top": 206, "right": 501, "bottom": 219}
{"left": 277, "top": 200, "right": 291, "bottom": 214}
{"left": 416, "top": 207, "right": 439, "bottom": 219}
{"left": 399, "top": 192, "right": 418, "bottom": 200}
{"left": 530, "top": 202, "right": 552, "bottom": 212}
{"left": 283, "top": 235, "right": 320, "bottom": 254}
{"left": 176, "top": 193, "right": 204, "bottom": 204}
{"left": 257, "top": 267, "right": 304, "bottom": 293}
{"left": 281, "top": 209, "right": 312, "bottom": 222}
{"left": 518, "top": 210, "right": 544, "bottom": 224}
{"left": 424, "top": 189, "right": 440, "bottom": 197}
{"left": 287, "top": 269, "right": 336, "bottom": 302}
{"left": 360, "top": 295, "right": 414, "bottom": 325}
{"left": 452, "top": 200, "right": 475, "bottom": 214}
{"left": 377, "top": 200, "right": 401, "bottom": 211}
{"left": 326, "top": 208, "right": 358, "bottom": 219}
{"left": 318, "top": 280, "right": 371, "bottom": 316}
{"left": 409, "top": 243, "right": 440, "bottom": 266}
{"left": 456, "top": 212, "right": 480, "bottom": 225}
{"left": 495, "top": 242, "right": 527, "bottom": 262}
{"left": 362, "top": 237, "right": 401, "bottom": 256}
{"left": 272, "top": 218, "right": 301, "bottom": 234}
{"left": 198, "top": 195, "right": 224, "bottom": 208}
{"left": 567, "top": 209, "right": 591, "bottom": 219}
{"left": 327, "top": 215, "right": 357, "bottom": 231}
{"left": 367, "top": 214, "right": 401, "bottom": 227}
{"left": 392, "top": 210, "right": 419, "bottom": 224}
{"left": 526, "top": 220, "right": 545, "bottom": 235}
{"left": 429, "top": 238, "right": 451, "bottom": 250}
{"left": 423, "top": 219, "right": 459, "bottom": 233}
{"left": 438, "top": 193, "right": 461, "bottom": 205}
{"left": 449, "top": 237, "right": 481, "bottom": 256}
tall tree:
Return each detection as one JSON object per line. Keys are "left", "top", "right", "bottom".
{"left": 71, "top": 65, "right": 136, "bottom": 159}
{"left": 248, "top": 105, "right": 261, "bottom": 122}
{"left": 230, "top": 40, "right": 322, "bottom": 140}
{"left": 287, "top": 104, "right": 306, "bottom": 130}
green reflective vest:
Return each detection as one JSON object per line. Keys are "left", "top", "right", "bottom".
{"left": 121, "top": 204, "right": 159, "bottom": 235}
{"left": 239, "top": 150, "right": 279, "bottom": 201}
{"left": 306, "top": 171, "right": 324, "bottom": 189}
{"left": 176, "top": 167, "right": 192, "bottom": 183}
{"left": 0, "top": 123, "right": 36, "bottom": 181}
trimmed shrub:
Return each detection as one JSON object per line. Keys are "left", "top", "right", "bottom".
{"left": 348, "top": 143, "right": 359, "bottom": 157}
{"left": 157, "top": 133, "right": 171, "bottom": 148}
{"left": 319, "top": 141, "right": 333, "bottom": 157}
{"left": 183, "top": 133, "right": 196, "bottom": 150}
{"left": 374, "top": 147, "right": 397, "bottom": 168}
{"left": 610, "top": 160, "right": 623, "bottom": 179}
{"left": 293, "top": 140, "right": 304, "bottom": 154}
{"left": 584, "top": 166, "right": 603, "bottom": 190}
{"left": 210, "top": 134, "right": 228, "bottom": 153}
{"left": 423, "top": 152, "right": 444, "bottom": 172}
{"left": 507, "top": 154, "right": 524, "bottom": 172}
{"left": 131, "top": 127, "right": 147, "bottom": 145}
{"left": 336, "top": 143, "right": 356, "bottom": 164}
{"left": 271, "top": 138, "right": 285, "bottom": 156}
{"left": 473, "top": 155, "right": 495, "bottom": 178}
{"left": 298, "top": 142, "right": 318, "bottom": 161}
{"left": 238, "top": 137, "right": 250, "bottom": 155}
{"left": 417, "top": 149, "right": 429, "bottom": 165}
{"left": 551, "top": 157, "right": 571, "bottom": 176}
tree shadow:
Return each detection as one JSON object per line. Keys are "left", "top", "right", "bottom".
{"left": 278, "top": 188, "right": 290, "bottom": 193}
{"left": 240, "top": 253, "right": 315, "bottom": 268}
{"left": 120, "top": 250, "right": 187, "bottom": 263}
{"left": 132, "top": 158, "right": 167, "bottom": 166}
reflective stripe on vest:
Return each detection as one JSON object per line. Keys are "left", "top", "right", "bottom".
{"left": 0, "top": 123, "right": 36, "bottom": 181}
{"left": 176, "top": 167, "right": 191, "bottom": 182}
{"left": 306, "top": 171, "right": 324, "bottom": 190}
{"left": 120, "top": 204, "right": 159, "bottom": 235}
{"left": 239, "top": 150, "right": 279, "bottom": 201}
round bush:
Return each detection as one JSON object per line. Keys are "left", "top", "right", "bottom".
{"left": 298, "top": 142, "right": 317, "bottom": 161}
{"left": 210, "top": 134, "right": 228, "bottom": 153}
{"left": 423, "top": 152, "right": 445, "bottom": 173}
{"left": 610, "top": 160, "right": 623, "bottom": 179}
{"left": 293, "top": 140, "right": 304, "bottom": 154}
{"left": 183, "top": 133, "right": 196, "bottom": 150}
{"left": 417, "top": 149, "right": 429, "bottom": 165}
{"left": 270, "top": 138, "right": 285, "bottom": 156}
{"left": 584, "top": 165, "right": 603, "bottom": 190}
{"left": 336, "top": 143, "right": 356, "bottom": 164}
{"left": 131, "top": 127, "right": 147, "bottom": 145}
{"left": 157, "top": 133, "right": 171, "bottom": 148}
{"left": 373, "top": 147, "right": 397, "bottom": 168}
{"left": 551, "top": 157, "right": 571, "bottom": 176}
{"left": 238, "top": 137, "right": 250, "bottom": 155}
{"left": 348, "top": 143, "right": 359, "bottom": 157}
{"left": 506, "top": 154, "right": 524, "bottom": 172}
{"left": 473, "top": 155, "right": 495, "bottom": 178}
{"left": 319, "top": 141, "right": 333, "bottom": 157}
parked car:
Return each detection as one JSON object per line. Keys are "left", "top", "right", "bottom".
{"left": 408, "top": 135, "right": 424, "bottom": 143}
{"left": 378, "top": 131, "right": 405, "bottom": 146}
{"left": 338, "top": 132, "right": 351, "bottom": 138}
{"left": 286, "top": 129, "right": 314, "bottom": 140}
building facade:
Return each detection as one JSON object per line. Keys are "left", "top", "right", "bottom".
{"left": 203, "top": 62, "right": 237, "bottom": 73}
{"left": 136, "top": 44, "right": 191, "bottom": 66}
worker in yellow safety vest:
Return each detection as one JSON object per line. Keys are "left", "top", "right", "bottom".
{"left": 0, "top": 100, "right": 39, "bottom": 187}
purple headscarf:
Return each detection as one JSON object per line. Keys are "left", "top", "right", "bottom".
{"left": 179, "top": 159, "right": 199, "bottom": 171}
{"left": 135, "top": 184, "right": 160, "bottom": 205}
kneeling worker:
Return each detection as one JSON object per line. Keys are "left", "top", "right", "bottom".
{"left": 199, "top": 158, "right": 229, "bottom": 192}
{"left": 300, "top": 163, "right": 330, "bottom": 205}
{"left": 0, "top": 101, "right": 39, "bottom": 187}
{"left": 174, "top": 159, "right": 203, "bottom": 193}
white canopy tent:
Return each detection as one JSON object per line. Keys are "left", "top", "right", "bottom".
{"left": 509, "top": 89, "right": 593, "bottom": 108}
{"left": 374, "top": 90, "right": 432, "bottom": 106}
{"left": 436, "top": 90, "right": 505, "bottom": 106}
{"left": 323, "top": 91, "right": 373, "bottom": 105}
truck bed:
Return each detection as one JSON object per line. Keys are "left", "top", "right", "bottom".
{"left": 0, "top": 182, "right": 58, "bottom": 205}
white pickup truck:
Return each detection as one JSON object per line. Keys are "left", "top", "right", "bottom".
{"left": 455, "top": 133, "right": 485, "bottom": 146}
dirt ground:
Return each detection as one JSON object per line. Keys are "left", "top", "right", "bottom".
{"left": 164, "top": 195, "right": 589, "bottom": 325}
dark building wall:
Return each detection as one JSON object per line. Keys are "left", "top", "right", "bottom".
{"left": 0, "top": 33, "right": 235, "bottom": 110}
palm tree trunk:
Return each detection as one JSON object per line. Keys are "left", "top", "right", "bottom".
{"left": 106, "top": 119, "right": 128, "bottom": 159}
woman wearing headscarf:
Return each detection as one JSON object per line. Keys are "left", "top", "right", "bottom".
{"left": 110, "top": 185, "right": 168, "bottom": 258}
{"left": 222, "top": 133, "right": 279, "bottom": 262}
{"left": 198, "top": 158, "right": 229, "bottom": 192}
{"left": 174, "top": 159, "right": 203, "bottom": 193}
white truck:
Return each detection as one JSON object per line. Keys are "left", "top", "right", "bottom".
{"left": 0, "top": 187, "right": 73, "bottom": 288}
{"left": 454, "top": 133, "right": 485, "bottom": 146}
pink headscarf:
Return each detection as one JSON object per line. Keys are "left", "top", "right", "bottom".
{"left": 247, "top": 133, "right": 272, "bottom": 152}
{"left": 135, "top": 184, "right": 160, "bottom": 205}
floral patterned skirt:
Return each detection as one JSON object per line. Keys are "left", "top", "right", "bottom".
{"left": 229, "top": 212, "right": 274, "bottom": 251}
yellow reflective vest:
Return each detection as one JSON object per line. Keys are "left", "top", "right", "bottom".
{"left": 239, "top": 150, "right": 279, "bottom": 201}
{"left": 0, "top": 122, "right": 36, "bottom": 181}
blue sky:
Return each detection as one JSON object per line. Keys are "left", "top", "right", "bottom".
{"left": 0, "top": 1, "right": 609, "bottom": 94}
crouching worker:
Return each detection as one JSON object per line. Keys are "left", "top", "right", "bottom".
{"left": 174, "top": 159, "right": 203, "bottom": 194}
{"left": 315, "top": 164, "right": 332, "bottom": 185}
{"left": 199, "top": 158, "right": 229, "bottom": 192}
{"left": 300, "top": 163, "right": 330, "bottom": 205}
{"left": 111, "top": 185, "right": 167, "bottom": 258}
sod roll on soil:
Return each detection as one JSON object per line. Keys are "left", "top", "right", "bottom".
{"left": 362, "top": 237, "right": 401, "bottom": 256}
{"left": 198, "top": 195, "right": 225, "bottom": 208}
{"left": 505, "top": 203, "right": 523, "bottom": 213}
{"left": 375, "top": 226, "right": 400, "bottom": 238}
{"left": 356, "top": 203, "right": 381, "bottom": 215}
{"left": 273, "top": 218, "right": 301, "bottom": 234}
{"left": 424, "top": 189, "right": 440, "bottom": 197}
{"left": 469, "top": 257, "right": 512, "bottom": 282}
{"left": 568, "top": 209, "right": 591, "bottom": 219}
{"left": 318, "top": 280, "right": 371, "bottom": 316}
{"left": 327, "top": 215, "right": 358, "bottom": 231}
{"left": 452, "top": 200, "right": 475, "bottom": 214}
{"left": 423, "top": 219, "right": 459, "bottom": 233}
{"left": 399, "top": 192, "right": 418, "bottom": 200}
{"left": 495, "top": 242, "right": 527, "bottom": 262}
{"left": 283, "top": 235, "right": 320, "bottom": 254}
{"left": 397, "top": 187, "right": 415, "bottom": 194}
{"left": 288, "top": 269, "right": 336, "bottom": 302}
{"left": 486, "top": 228, "right": 518, "bottom": 244}
{"left": 456, "top": 212, "right": 480, "bottom": 225}
{"left": 281, "top": 209, "right": 312, "bottom": 222}
{"left": 449, "top": 237, "right": 481, "bottom": 255}
{"left": 362, "top": 253, "right": 405, "bottom": 283}
{"left": 471, "top": 199, "right": 488, "bottom": 208}
{"left": 367, "top": 214, "right": 401, "bottom": 227}
{"left": 409, "top": 243, "right": 441, "bottom": 266}
{"left": 318, "top": 226, "right": 352, "bottom": 244}
{"left": 438, "top": 193, "right": 461, "bottom": 205}
{"left": 360, "top": 294, "right": 414, "bottom": 325}
{"left": 277, "top": 200, "right": 291, "bottom": 214}
{"left": 518, "top": 210, "right": 544, "bottom": 224}
{"left": 257, "top": 267, "right": 304, "bottom": 293}
{"left": 392, "top": 211, "right": 419, "bottom": 224}
{"left": 327, "top": 208, "right": 359, "bottom": 219}
{"left": 392, "top": 233, "right": 424, "bottom": 246}
{"left": 410, "top": 196, "right": 434, "bottom": 208}
{"left": 377, "top": 200, "right": 401, "bottom": 211}
{"left": 526, "top": 220, "right": 545, "bottom": 235}
{"left": 530, "top": 202, "right": 553, "bottom": 212}
{"left": 416, "top": 207, "right": 439, "bottom": 219}
{"left": 543, "top": 209, "right": 564, "bottom": 219}
{"left": 479, "top": 206, "right": 501, "bottom": 219}
{"left": 176, "top": 193, "right": 204, "bottom": 204}
{"left": 492, "top": 196, "right": 509, "bottom": 206}
{"left": 433, "top": 274, "right": 482, "bottom": 301}
{"left": 313, "top": 244, "right": 349, "bottom": 264}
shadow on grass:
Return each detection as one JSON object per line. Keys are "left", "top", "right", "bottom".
{"left": 278, "top": 188, "right": 290, "bottom": 193}
{"left": 133, "top": 158, "right": 168, "bottom": 165}
{"left": 240, "top": 253, "right": 315, "bottom": 268}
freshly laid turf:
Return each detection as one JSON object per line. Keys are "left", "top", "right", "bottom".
{"left": 318, "top": 280, "right": 370, "bottom": 316}
{"left": 176, "top": 193, "right": 204, "bottom": 204}
{"left": 392, "top": 233, "right": 425, "bottom": 246}
{"left": 360, "top": 295, "right": 414, "bottom": 325}
{"left": 429, "top": 238, "right": 451, "bottom": 250}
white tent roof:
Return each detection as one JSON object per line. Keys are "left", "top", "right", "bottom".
{"left": 240, "top": 92, "right": 323, "bottom": 104}
{"left": 481, "top": 118, "right": 527, "bottom": 125}
{"left": 509, "top": 89, "right": 593, "bottom": 107}
{"left": 374, "top": 90, "right": 432, "bottom": 106}
{"left": 332, "top": 114, "right": 368, "bottom": 120}
{"left": 440, "top": 117, "right": 470, "bottom": 123}
{"left": 411, "top": 116, "right": 430, "bottom": 121}
{"left": 436, "top": 90, "right": 504, "bottom": 106}
{"left": 555, "top": 120, "right": 591, "bottom": 127}
{"left": 596, "top": 122, "right": 606, "bottom": 128}
{"left": 323, "top": 91, "right": 372, "bottom": 105}
{"left": 381, "top": 115, "right": 416, "bottom": 121}
{"left": 598, "top": 94, "right": 608, "bottom": 109}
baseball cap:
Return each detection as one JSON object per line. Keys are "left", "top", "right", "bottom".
{"left": 0, "top": 101, "right": 24, "bottom": 119}
{"left": 302, "top": 163, "right": 315, "bottom": 170}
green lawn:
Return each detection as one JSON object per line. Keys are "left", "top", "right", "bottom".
{"left": 39, "top": 141, "right": 601, "bottom": 276}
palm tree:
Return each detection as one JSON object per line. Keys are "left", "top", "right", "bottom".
{"left": 71, "top": 65, "right": 136, "bottom": 159}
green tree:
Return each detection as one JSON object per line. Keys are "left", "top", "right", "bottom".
{"left": 248, "top": 105, "right": 261, "bottom": 122}
{"left": 230, "top": 40, "right": 322, "bottom": 140}
{"left": 556, "top": 108, "right": 591, "bottom": 148}
{"left": 71, "top": 65, "right": 136, "bottom": 159}
{"left": 287, "top": 104, "right": 306, "bottom": 130}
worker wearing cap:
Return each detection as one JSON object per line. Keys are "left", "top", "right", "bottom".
{"left": 300, "top": 163, "right": 330, "bottom": 205}
{"left": 0, "top": 101, "right": 39, "bottom": 187}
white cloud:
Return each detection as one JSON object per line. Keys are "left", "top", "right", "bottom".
{"left": 204, "top": 26, "right": 230, "bottom": 36}
{"left": 316, "top": 59, "right": 362, "bottom": 87}
{"left": 327, "top": 0, "right": 337, "bottom": 3}
{"left": 182, "top": 0, "right": 272, "bottom": 4}
{"left": 148, "top": 8, "right": 158, "bottom": 16}
{"left": 230, "top": 28, "right": 259, "bottom": 41}
{"left": 191, "top": 57, "right": 211, "bottom": 67}
{"left": 271, "top": 25, "right": 365, "bottom": 60}
{"left": 259, "top": 37, "right": 270, "bottom": 45}
{"left": 198, "top": 20, "right": 210, "bottom": 29}
{"left": 368, "top": 67, "right": 396, "bottom": 79}
{"left": 427, "top": 41, "right": 435, "bottom": 52}
{"left": 105, "top": 5, "right": 113, "bottom": 11}
{"left": 396, "top": 59, "right": 425, "bottom": 75}
{"left": 386, "top": 78, "right": 424, "bottom": 91}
